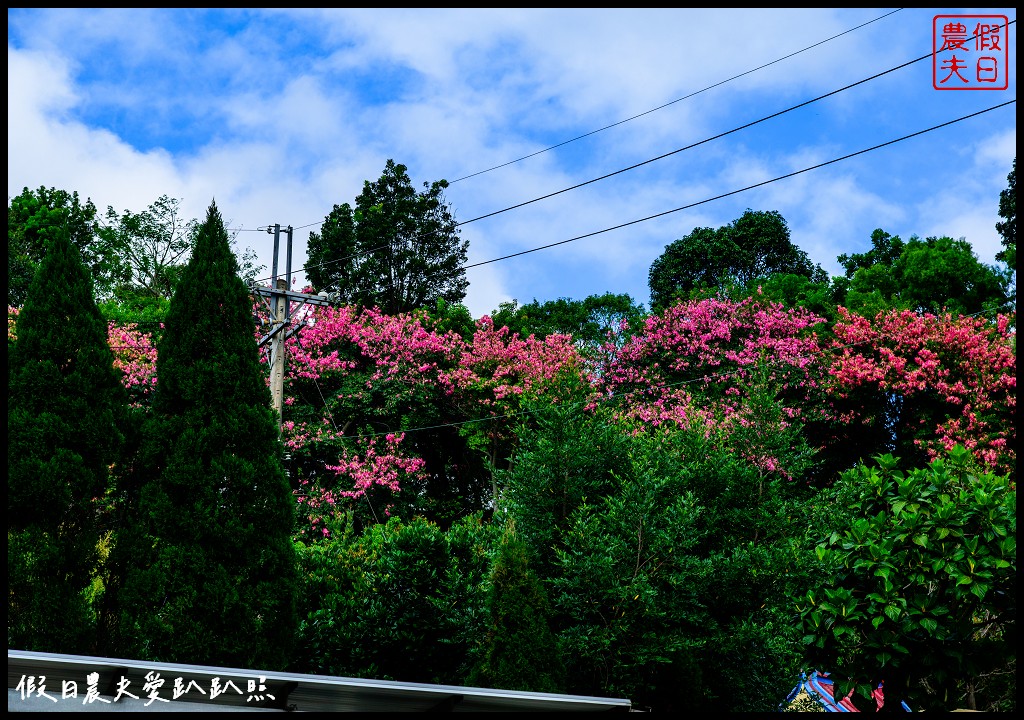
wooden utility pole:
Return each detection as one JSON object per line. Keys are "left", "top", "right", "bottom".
{"left": 270, "top": 276, "right": 288, "bottom": 423}
{"left": 252, "top": 223, "right": 332, "bottom": 435}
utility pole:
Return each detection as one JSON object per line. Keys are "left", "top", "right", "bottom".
{"left": 251, "top": 223, "right": 334, "bottom": 435}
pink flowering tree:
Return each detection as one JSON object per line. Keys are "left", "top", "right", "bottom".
{"left": 107, "top": 322, "right": 159, "bottom": 408}
{"left": 443, "top": 316, "right": 588, "bottom": 490}
{"left": 271, "top": 302, "right": 466, "bottom": 532}
{"left": 7, "top": 305, "right": 19, "bottom": 345}
{"left": 25, "top": 286, "right": 1008, "bottom": 542}
{"left": 597, "top": 296, "right": 828, "bottom": 481}
{"left": 822, "top": 308, "right": 1016, "bottom": 476}
{"left": 264, "top": 297, "right": 583, "bottom": 535}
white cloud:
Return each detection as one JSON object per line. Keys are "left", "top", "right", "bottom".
{"left": 8, "top": 8, "right": 1016, "bottom": 316}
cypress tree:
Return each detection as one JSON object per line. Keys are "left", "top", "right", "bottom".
{"left": 474, "top": 524, "right": 565, "bottom": 693}
{"left": 8, "top": 225, "right": 126, "bottom": 653}
{"left": 116, "top": 201, "right": 297, "bottom": 669}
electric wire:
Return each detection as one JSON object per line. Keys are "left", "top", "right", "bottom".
{"left": 49, "top": 102, "right": 1019, "bottom": 360}
{"left": 229, "top": 9, "right": 906, "bottom": 236}
{"left": 250, "top": 99, "right": 1014, "bottom": 283}
{"left": 463, "top": 100, "right": 1016, "bottom": 270}
{"left": 248, "top": 18, "right": 1015, "bottom": 287}
{"left": 446, "top": 8, "right": 905, "bottom": 184}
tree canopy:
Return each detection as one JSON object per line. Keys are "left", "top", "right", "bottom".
{"left": 489, "top": 291, "right": 646, "bottom": 367}
{"left": 648, "top": 209, "right": 824, "bottom": 311}
{"left": 7, "top": 186, "right": 110, "bottom": 306}
{"left": 839, "top": 230, "right": 1011, "bottom": 316}
{"left": 801, "top": 447, "right": 1016, "bottom": 712}
{"left": 6, "top": 169, "right": 1016, "bottom": 711}
{"left": 995, "top": 156, "right": 1015, "bottom": 273}
{"left": 306, "top": 159, "right": 469, "bottom": 315}
{"left": 98, "top": 194, "right": 198, "bottom": 301}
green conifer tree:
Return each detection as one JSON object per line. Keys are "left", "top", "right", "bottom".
{"left": 474, "top": 524, "right": 565, "bottom": 693}
{"left": 8, "top": 224, "right": 127, "bottom": 652}
{"left": 115, "top": 201, "right": 297, "bottom": 669}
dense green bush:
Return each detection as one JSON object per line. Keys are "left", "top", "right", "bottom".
{"left": 295, "top": 513, "right": 498, "bottom": 685}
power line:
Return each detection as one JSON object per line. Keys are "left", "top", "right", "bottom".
{"left": 92, "top": 101, "right": 1019, "bottom": 321}
{"left": 463, "top": 100, "right": 1016, "bottom": 270}
{"left": 446, "top": 8, "right": 905, "bottom": 184}
{"left": 245, "top": 9, "right": 916, "bottom": 261}
{"left": 253, "top": 18, "right": 1015, "bottom": 288}
{"left": 453, "top": 45, "right": 935, "bottom": 228}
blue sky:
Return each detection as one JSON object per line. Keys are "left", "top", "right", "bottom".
{"left": 7, "top": 8, "right": 1017, "bottom": 318}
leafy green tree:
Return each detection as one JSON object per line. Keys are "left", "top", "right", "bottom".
{"left": 294, "top": 513, "right": 498, "bottom": 685}
{"left": 98, "top": 195, "right": 197, "bottom": 301}
{"left": 648, "top": 210, "right": 824, "bottom": 311}
{"left": 500, "top": 384, "right": 816, "bottom": 711}
{"left": 472, "top": 524, "right": 565, "bottom": 693}
{"left": 112, "top": 201, "right": 298, "bottom": 670}
{"left": 306, "top": 159, "right": 469, "bottom": 315}
{"left": 8, "top": 186, "right": 114, "bottom": 306}
{"left": 499, "top": 390, "right": 632, "bottom": 580}
{"left": 800, "top": 447, "right": 1016, "bottom": 712}
{"left": 417, "top": 297, "right": 477, "bottom": 341}
{"left": 490, "top": 292, "right": 646, "bottom": 370}
{"left": 839, "top": 230, "right": 1010, "bottom": 316}
{"left": 8, "top": 223, "right": 127, "bottom": 653}
{"left": 97, "top": 195, "right": 265, "bottom": 328}
{"left": 995, "top": 157, "right": 1015, "bottom": 272}
{"left": 754, "top": 272, "right": 844, "bottom": 322}
{"left": 837, "top": 228, "right": 906, "bottom": 279}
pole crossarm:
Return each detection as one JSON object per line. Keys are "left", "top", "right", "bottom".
{"left": 251, "top": 286, "right": 334, "bottom": 306}
{"left": 253, "top": 288, "right": 334, "bottom": 349}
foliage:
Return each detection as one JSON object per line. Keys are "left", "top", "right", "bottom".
{"left": 107, "top": 322, "right": 161, "bottom": 409}
{"left": 822, "top": 308, "right": 1016, "bottom": 478}
{"left": 281, "top": 302, "right": 483, "bottom": 529}
{"left": 98, "top": 294, "right": 171, "bottom": 328}
{"left": 501, "top": 396, "right": 816, "bottom": 711}
{"left": 7, "top": 186, "right": 112, "bottom": 306}
{"left": 111, "top": 201, "right": 298, "bottom": 670}
{"left": 754, "top": 273, "right": 845, "bottom": 323}
{"left": 490, "top": 292, "right": 646, "bottom": 372}
{"left": 995, "top": 157, "right": 1016, "bottom": 272}
{"left": 800, "top": 446, "right": 1016, "bottom": 712}
{"left": 648, "top": 209, "right": 825, "bottom": 311}
{"left": 96, "top": 195, "right": 264, "bottom": 326}
{"left": 98, "top": 195, "right": 197, "bottom": 300}
{"left": 306, "top": 159, "right": 469, "bottom": 315}
{"left": 280, "top": 303, "right": 585, "bottom": 530}
{"left": 7, "top": 223, "right": 127, "bottom": 653}
{"left": 598, "top": 295, "right": 826, "bottom": 481}
{"left": 498, "top": 391, "right": 633, "bottom": 579}
{"left": 839, "top": 230, "right": 1011, "bottom": 316}
{"left": 417, "top": 297, "right": 477, "bottom": 341}
{"left": 470, "top": 524, "right": 565, "bottom": 693}
{"left": 294, "top": 513, "right": 498, "bottom": 684}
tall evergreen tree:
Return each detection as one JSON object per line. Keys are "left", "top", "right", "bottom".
{"left": 8, "top": 224, "right": 127, "bottom": 653}
{"left": 473, "top": 524, "right": 565, "bottom": 693}
{"left": 306, "top": 159, "right": 469, "bottom": 315}
{"left": 114, "top": 201, "right": 298, "bottom": 669}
